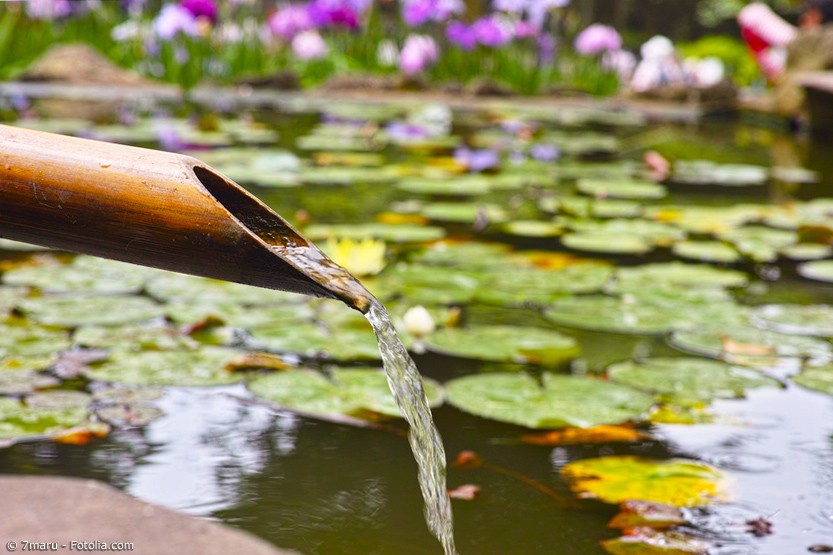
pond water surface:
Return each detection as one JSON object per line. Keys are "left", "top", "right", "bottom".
{"left": 1, "top": 100, "right": 833, "bottom": 555}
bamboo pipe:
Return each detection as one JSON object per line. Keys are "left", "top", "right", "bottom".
{"left": 0, "top": 124, "right": 371, "bottom": 312}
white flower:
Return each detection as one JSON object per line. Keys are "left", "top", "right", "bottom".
{"left": 402, "top": 306, "right": 436, "bottom": 338}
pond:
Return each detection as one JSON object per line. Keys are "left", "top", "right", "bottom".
{"left": 1, "top": 98, "right": 833, "bottom": 555}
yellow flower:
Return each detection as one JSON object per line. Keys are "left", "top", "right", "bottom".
{"left": 324, "top": 237, "right": 387, "bottom": 277}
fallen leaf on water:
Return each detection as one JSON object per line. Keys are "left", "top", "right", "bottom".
{"left": 448, "top": 484, "right": 481, "bottom": 500}
{"left": 453, "top": 450, "right": 483, "bottom": 469}
{"left": 602, "top": 529, "right": 709, "bottom": 555}
{"left": 182, "top": 315, "right": 226, "bottom": 335}
{"left": 562, "top": 456, "right": 729, "bottom": 507}
{"left": 522, "top": 425, "right": 649, "bottom": 446}
{"left": 608, "top": 500, "right": 686, "bottom": 530}
{"left": 225, "top": 352, "right": 290, "bottom": 373}
{"left": 808, "top": 545, "right": 833, "bottom": 553}
{"left": 52, "top": 423, "right": 111, "bottom": 445}
{"left": 745, "top": 517, "right": 773, "bottom": 537}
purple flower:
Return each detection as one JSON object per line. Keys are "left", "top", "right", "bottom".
{"left": 25, "top": 0, "right": 72, "bottom": 20}
{"left": 574, "top": 23, "right": 621, "bottom": 55}
{"left": 472, "top": 15, "right": 513, "bottom": 48}
{"left": 308, "top": 0, "right": 370, "bottom": 29}
{"left": 537, "top": 33, "right": 556, "bottom": 64}
{"left": 268, "top": 4, "right": 314, "bottom": 41}
{"left": 530, "top": 143, "right": 560, "bottom": 162}
{"left": 153, "top": 4, "right": 198, "bottom": 40}
{"left": 527, "top": 0, "right": 569, "bottom": 29}
{"left": 454, "top": 147, "right": 500, "bottom": 172}
{"left": 402, "top": 0, "right": 433, "bottom": 26}
{"left": 402, "top": 0, "right": 464, "bottom": 27}
{"left": 446, "top": 21, "right": 477, "bottom": 51}
{"left": 514, "top": 20, "right": 538, "bottom": 39}
{"left": 292, "top": 30, "right": 329, "bottom": 60}
{"left": 399, "top": 34, "right": 439, "bottom": 76}
{"left": 384, "top": 121, "right": 431, "bottom": 142}
{"left": 180, "top": 0, "right": 217, "bottom": 23}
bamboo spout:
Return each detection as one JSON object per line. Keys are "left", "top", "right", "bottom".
{"left": 0, "top": 124, "right": 371, "bottom": 312}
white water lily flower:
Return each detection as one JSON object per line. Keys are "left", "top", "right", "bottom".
{"left": 403, "top": 306, "right": 436, "bottom": 338}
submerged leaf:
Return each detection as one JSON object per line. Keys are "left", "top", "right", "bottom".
{"left": 521, "top": 425, "right": 648, "bottom": 446}
{"left": 602, "top": 529, "right": 709, "bottom": 555}
{"left": 607, "top": 500, "right": 687, "bottom": 530}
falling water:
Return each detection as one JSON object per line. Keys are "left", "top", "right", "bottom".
{"left": 365, "top": 298, "right": 457, "bottom": 555}
{"left": 274, "top": 245, "right": 457, "bottom": 553}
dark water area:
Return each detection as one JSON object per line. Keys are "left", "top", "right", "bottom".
{"left": 1, "top": 105, "right": 833, "bottom": 554}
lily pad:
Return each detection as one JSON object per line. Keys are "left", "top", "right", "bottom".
{"left": 248, "top": 367, "right": 442, "bottom": 422}
{"left": 0, "top": 324, "right": 71, "bottom": 357}
{"left": 562, "top": 218, "right": 686, "bottom": 245}
{"left": 444, "top": 373, "right": 653, "bottom": 428}
{"left": 409, "top": 242, "right": 513, "bottom": 268}
{"left": 74, "top": 323, "right": 199, "bottom": 351}
{"left": 476, "top": 263, "right": 613, "bottom": 306}
{"left": 792, "top": 364, "right": 833, "bottom": 396}
{"left": 780, "top": 243, "right": 833, "bottom": 260}
{"left": 672, "top": 161, "right": 768, "bottom": 187}
{"left": 612, "top": 262, "right": 748, "bottom": 292}
{"left": 0, "top": 391, "right": 92, "bottom": 444}
{"left": 798, "top": 260, "right": 833, "bottom": 283}
{"left": 304, "top": 223, "right": 445, "bottom": 243}
{"left": 717, "top": 226, "right": 797, "bottom": 262}
{"left": 670, "top": 325, "right": 832, "bottom": 364}
{"left": 419, "top": 202, "right": 508, "bottom": 224}
{"left": 0, "top": 370, "right": 59, "bottom": 396}
{"left": 145, "top": 273, "right": 303, "bottom": 305}
{"left": 576, "top": 179, "right": 667, "bottom": 200}
{"left": 500, "top": 220, "right": 562, "bottom": 238}
{"left": 397, "top": 176, "right": 492, "bottom": 196}
{"left": 426, "top": 326, "right": 579, "bottom": 365}
{"left": 249, "top": 323, "right": 382, "bottom": 361}
{"left": 0, "top": 239, "right": 52, "bottom": 251}
{"left": 17, "top": 296, "right": 164, "bottom": 327}
{"left": 546, "top": 295, "right": 745, "bottom": 335}
{"left": 607, "top": 357, "right": 780, "bottom": 406}
{"left": 561, "top": 232, "right": 652, "bottom": 255}
{"left": 553, "top": 196, "right": 643, "bottom": 219}
{"left": 672, "top": 241, "right": 741, "bottom": 263}
{"left": 4, "top": 256, "right": 151, "bottom": 294}
{"left": 83, "top": 347, "right": 255, "bottom": 386}
{"left": 750, "top": 304, "right": 833, "bottom": 337}
{"left": 561, "top": 455, "right": 728, "bottom": 506}
{"left": 601, "top": 529, "right": 710, "bottom": 555}
{"left": 648, "top": 205, "right": 764, "bottom": 234}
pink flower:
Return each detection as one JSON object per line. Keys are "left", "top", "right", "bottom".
{"left": 268, "top": 3, "right": 314, "bottom": 41}
{"left": 399, "top": 34, "right": 438, "bottom": 76}
{"left": 180, "top": 0, "right": 217, "bottom": 23}
{"left": 292, "top": 30, "right": 329, "bottom": 60}
{"left": 472, "top": 15, "right": 513, "bottom": 48}
{"left": 574, "top": 23, "right": 621, "bottom": 55}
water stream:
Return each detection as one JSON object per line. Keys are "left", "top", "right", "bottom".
{"left": 365, "top": 298, "right": 457, "bottom": 555}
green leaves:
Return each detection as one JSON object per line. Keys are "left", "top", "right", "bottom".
{"left": 445, "top": 373, "right": 654, "bottom": 428}
{"left": 426, "top": 326, "right": 579, "bottom": 365}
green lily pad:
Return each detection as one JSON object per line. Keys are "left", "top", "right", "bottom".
{"left": 74, "top": 323, "right": 199, "bottom": 351}
{"left": 397, "top": 176, "right": 492, "bottom": 196}
{"left": 750, "top": 304, "right": 833, "bottom": 336}
{"left": 17, "top": 296, "right": 163, "bottom": 327}
{"left": 0, "top": 391, "right": 92, "bottom": 444}
{"left": 92, "top": 387, "right": 165, "bottom": 427}
{"left": 377, "top": 264, "right": 481, "bottom": 305}
{"left": 83, "top": 347, "right": 254, "bottom": 386}
{"left": 476, "top": 263, "right": 613, "bottom": 306}
{"left": 0, "top": 239, "right": 52, "bottom": 251}
{"left": 3, "top": 256, "right": 151, "bottom": 294}
{"left": 607, "top": 357, "right": 780, "bottom": 406}
{"left": 249, "top": 323, "right": 382, "bottom": 361}
{"left": 546, "top": 294, "right": 746, "bottom": 335}
{"left": 792, "top": 364, "right": 833, "bottom": 396}
{"left": 426, "top": 326, "right": 579, "bottom": 364}
{"left": 445, "top": 373, "right": 653, "bottom": 428}
{"left": 0, "top": 324, "right": 71, "bottom": 357}
{"left": 670, "top": 325, "right": 832, "bottom": 365}
{"left": 409, "top": 242, "right": 513, "bottom": 268}
{"left": 672, "top": 241, "right": 741, "bottom": 263}
{"left": 561, "top": 456, "right": 728, "bottom": 506}
{"left": 304, "top": 223, "right": 445, "bottom": 243}
{"left": 771, "top": 166, "right": 819, "bottom": 184}
{"left": 0, "top": 370, "right": 59, "bottom": 396}
{"left": 554, "top": 161, "right": 638, "bottom": 181}
{"left": 717, "top": 226, "right": 797, "bottom": 262}
{"left": 552, "top": 196, "right": 643, "bottom": 219}
{"left": 248, "top": 367, "right": 442, "bottom": 422}
{"left": 145, "top": 273, "right": 303, "bottom": 305}
{"left": 646, "top": 205, "right": 765, "bottom": 235}
{"left": 611, "top": 262, "right": 748, "bottom": 292}
{"left": 297, "top": 166, "right": 399, "bottom": 186}
{"left": 576, "top": 179, "right": 667, "bottom": 200}
{"left": 419, "top": 202, "right": 508, "bottom": 224}
{"left": 780, "top": 243, "right": 833, "bottom": 260}
{"left": 672, "top": 161, "right": 768, "bottom": 187}
{"left": 500, "top": 220, "right": 562, "bottom": 238}
{"left": 798, "top": 260, "right": 833, "bottom": 283}
{"left": 561, "top": 232, "right": 652, "bottom": 254}
{"left": 562, "top": 218, "right": 686, "bottom": 245}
